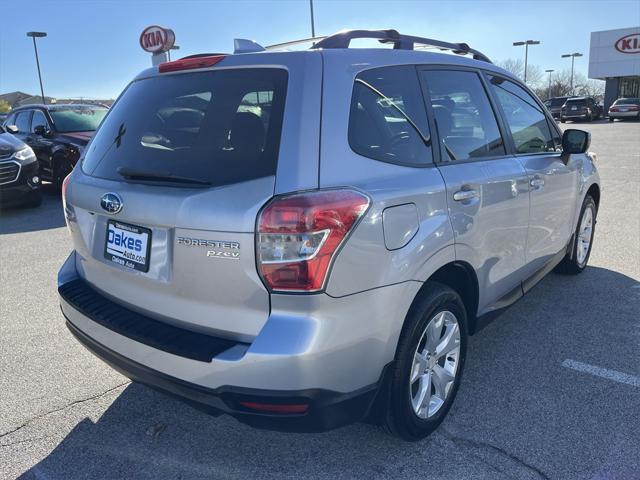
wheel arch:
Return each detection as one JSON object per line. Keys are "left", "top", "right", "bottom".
{"left": 586, "top": 183, "right": 600, "bottom": 212}
{"left": 410, "top": 261, "right": 480, "bottom": 335}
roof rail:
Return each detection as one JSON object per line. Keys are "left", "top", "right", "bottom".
{"left": 266, "top": 35, "right": 327, "bottom": 51}
{"left": 311, "top": 29, "right": 492, "bottom": 63}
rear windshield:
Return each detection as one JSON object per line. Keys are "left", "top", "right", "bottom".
{"left": 82, "top": 68, "right": 288, "bottom": 187}
{"left": 613, "top": 98, "right": 640, "bottom": 105}
{"left": 565, "top": 99, "right": 586, "bottom": 106}
{"left": 50, "top": 107, "right": 108, "bottom": 132}
{"left": 550, "top": 98, "right": 568, "bottom": 107}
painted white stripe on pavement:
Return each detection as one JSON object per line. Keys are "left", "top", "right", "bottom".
{"left": 562, "top": 359, "right": 640, "bottom": 388}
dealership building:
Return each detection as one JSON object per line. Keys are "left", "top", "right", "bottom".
{"left": 589, "top": 26, "right": 640, "bottom": 110}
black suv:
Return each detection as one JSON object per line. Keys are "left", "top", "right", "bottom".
{"left": 547, "top": 96, "right": 570, "bottom": 119}
{"left": 0, "top": 125, "right": 42, "bottom": 208}
{"left": 3, "top": 104, "right": 107, "bottom": 186}
{"left": 561, "top": 97, "right": 603, "bottom": 123}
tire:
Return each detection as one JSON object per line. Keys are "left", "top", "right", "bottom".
{"left": 609, "top": 117, "right": 614, "bottom": 123}
{"left": 556, "top": 195, "right": 597, "bottom": 275}
{"left": 53, "top": 156, "right": 73, "bottom": 188}
{"left": 587, "top": 113, "right": 593, "bottom": 122}
{"left": 560, "top": 118, "right": 566, "bottom": 123}
{"left": 383, "top": 282, "right": 467, "bottom": 441}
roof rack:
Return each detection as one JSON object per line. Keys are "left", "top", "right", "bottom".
{"left": 265, "top": 36, "right": 327, "bottom": 51}
{"left": 310, "top": 29, "right": 492, "bottom": 63}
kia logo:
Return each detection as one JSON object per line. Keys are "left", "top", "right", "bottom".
{"left": 615, "top": 33, "right": 640, "bottom": 54}
{"left": 100, "top": 192, "right": 123, "bottom": 214}
{"left": 139, "top": 25, "right": 175, "bottom": 54}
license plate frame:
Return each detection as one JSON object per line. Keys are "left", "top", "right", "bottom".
{"left": 104, "top": 220, "right": 152, "bottom": 272}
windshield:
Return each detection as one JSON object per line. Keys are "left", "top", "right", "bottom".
{"left": 82, "top": 69, "right": 288, "bottom": 187}
{"left": 614, "top": 98, "right": 640, "bottom": 105}
{"left": 50, "top": 107, "right": 108, "bottom": 132}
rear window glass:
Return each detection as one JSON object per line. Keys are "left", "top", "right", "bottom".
{"left": 50, "top": 107, "right": 108, "bottom": 132}
{"left": 550, "top": 98, "right": 568, "bottom": 107}
{"left": 82, "top": 69, "right": 288, "bottom": 187}
{"left": 565, "top": 99, "right": 586, "bottom": 106}
{"left": 614, "top": 98, "right": 640, "bottom": 105}
{"left": 348, "top": 66, "right": 432, "bottom": 166}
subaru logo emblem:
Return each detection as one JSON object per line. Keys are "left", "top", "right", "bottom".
{"left": 100, "top": 192, "right": 123, "bottom": 214}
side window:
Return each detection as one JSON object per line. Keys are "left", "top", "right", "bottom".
{"left": 4, "top": 114, "right": 15, "bottom": 127}
{"left": 488, "top": 76, "right": 555, "bottom": 154}
{"left": 421, "top": 69, "right": 505, "bottom": 162}
{"left": 15, "top": 112, "right": 32, "bottom": 133}
{"left": 348, "top": 66, "right": 432, "bottom": 166}
{"left": 31, "top": 110, "right": 50, "bottom": 132}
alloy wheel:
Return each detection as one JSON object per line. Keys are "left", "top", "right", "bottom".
{"left": 409, "top": 310, "right": 461, "bottom": 419}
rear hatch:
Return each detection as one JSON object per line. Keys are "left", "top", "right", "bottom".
{"left": 564, "top": 99, "right": 587, "bottom": 113}
{"left": 66, "top": 56, "right": 312, "bottom": 342}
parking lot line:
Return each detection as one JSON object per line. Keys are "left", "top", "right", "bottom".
{"left": 562, "top": 359, "right": 640, "bottom": 388}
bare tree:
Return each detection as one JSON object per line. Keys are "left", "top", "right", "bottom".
{"left": 497, "top": 58, "right": 543, "bottom": 88}
{"left": 534, "top": 69, "right": 605, "bottom": 101}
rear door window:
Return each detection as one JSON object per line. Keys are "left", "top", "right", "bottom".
{"left": 82, "top": 69, "right": 288, "bottom": 187}
{"left": 488, "top": 76, "right": 556, "bottom": 154}
{"left": 421, "top": 69, "right": 505, "bottom": 162}
{"left": 348, "top": 66, "right": 432, "bottom": 166}
{"left": 14, "top": 112, "right": 32, "bottom": 133}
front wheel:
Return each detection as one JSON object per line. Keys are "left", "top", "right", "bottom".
{"left": 609, "top": 117, "right": 614, "bottom": 122}
{"left": 53, "top": 157, "right": 74, "bottom": 188}
{"left": 383, "top": 282, "right": 467, "bottom": 441}
{"left": 556, "top": 195, "right": 597, "bottom": 275}
{"left": 560, "top": 118, "right": 566, "bottom": 123}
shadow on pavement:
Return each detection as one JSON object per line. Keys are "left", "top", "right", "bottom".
{"left": 0, "top": 184, "right": 65, "bottom": 234}
{"left": 16, "top": 266, "right": 640, "bottom": 479}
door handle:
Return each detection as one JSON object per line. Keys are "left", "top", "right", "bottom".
{"left": 453, "top": 189, "right": 479, "bottom": 202}
{"left": 530, "top": 178, "right": 545, "bottom": 189}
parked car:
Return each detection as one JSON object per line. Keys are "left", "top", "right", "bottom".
{"left": 58, "top": 29, "right": 600, "bottom": 441}
{"left": 3, "top": 104, "right": 107, "bottom": 186}
{"left": 547, "top": 96, "right": 570, "bottom": 119}
{"left": 560, "top": 96, "right": 603, "bottom": 122}
{"left": 608, "top": 97, "right": 640, "bottom": 121}
{"left": 0, "top": 125, "right": 42, "bottom": 208}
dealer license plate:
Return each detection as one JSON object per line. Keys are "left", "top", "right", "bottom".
{"left": 104, "top": 220, "right": 151, "bottom": 272}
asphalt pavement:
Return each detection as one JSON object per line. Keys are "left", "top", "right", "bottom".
{"left": 1, "top": 120, "right": 639, "bottom": 479}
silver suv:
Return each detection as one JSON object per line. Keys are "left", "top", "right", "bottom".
{"left": 58, "top": 30, "right": 600, "bottom": 440}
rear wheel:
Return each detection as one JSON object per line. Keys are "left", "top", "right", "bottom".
{"left": 560, "top": 117, "right": 566, "bottom": 123}
{"left": 383, "top": 282, "right": 467, "bottom": 441}
{"left": 609, "top": 117, "right": 614, "bottom": 122}
{"left": 556, "top": 195, "right": 596, "bottom": 275}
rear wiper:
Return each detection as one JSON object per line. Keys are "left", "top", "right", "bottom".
{"left": 117, "top": 166, "right": 211, "bottom": 186}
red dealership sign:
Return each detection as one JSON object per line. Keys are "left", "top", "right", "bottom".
{"left": 139, "top": 26, "right": 175, "bottom": 54}
{"left": 615, "top": 33, "right": 640, "bottom": 54}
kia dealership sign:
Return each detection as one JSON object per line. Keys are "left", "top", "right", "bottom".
{"left": 615, "top": 33, "right": 640, "bottom": 54}
{"left": 589, "top": 27, "right": 640, "bottom": 79}
{"left": 139, "top": 25, "right": 175, "bottom": 54}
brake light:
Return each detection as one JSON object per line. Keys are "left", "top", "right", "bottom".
{"left": 158, "top": 55, "right": 225, "bottom": 73}
{"left": 610, "top": 107, "right": 619, "bottom": 112}
{"left": 257, "top": 189, "right": 370, "bottom": 292}
{"left": 629, "top": 105, "right": 639, "bottom": 111}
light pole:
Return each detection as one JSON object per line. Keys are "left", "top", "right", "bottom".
{"left": 513, "top": 39, "right": 540, "bottom": 83}
{"left": 545, "top": 69, "right": 554, "bottom": 100}
{"left": 309, "top": 0, "right": 316, "bottom": 37}
{"left": 26, "top": 31, "right": 47, "bottom": 104}
{"left": 561, "top": 52, "right": 583, "bottom": 96}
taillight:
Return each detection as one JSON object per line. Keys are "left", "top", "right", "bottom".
{"left": 158, "top": 55, "right": 225, "bottom": 73}
{"left": 629, "top": 105, "right": 639, "bottom": 111}
{"left": 257, "top": 189, "right": 370, "bottom": 293}
{"left": 610, "top": 107, "right": 618, "bottom": 112}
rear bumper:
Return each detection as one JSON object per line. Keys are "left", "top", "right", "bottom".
{"left": 65, "top": 317, "right": 389, "bottom": 432}
{"left": 609, "top": 111, "right": 640, "bottom": 118}
{"left": 58, "top": 251, "right": 414, "bottom": 432}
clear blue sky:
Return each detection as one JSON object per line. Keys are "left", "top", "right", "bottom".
{"left": 1, "top": 0, "right": 637, "bottom": 99}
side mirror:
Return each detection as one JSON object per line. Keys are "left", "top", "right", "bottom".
{"left": 562, "top": 129, "right": 591, "bottom": 154}
{"left": 6, "top": 125, "right": 18, "bottom": 134}
{"left": 33, "top": 125, "right": 50, "bottom": 136}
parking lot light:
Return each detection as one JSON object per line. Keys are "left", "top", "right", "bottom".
{"left": 561, "top": 52, "right": 583, "bottom": 96}
{"left": 513, "top": 39, "right": 540, "bottom": 83}
{"left": 26, "top": 31, "right": 47, "bottom": 104}
{"left": 545, "top": 69, "right": 555, "bottom": 100}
